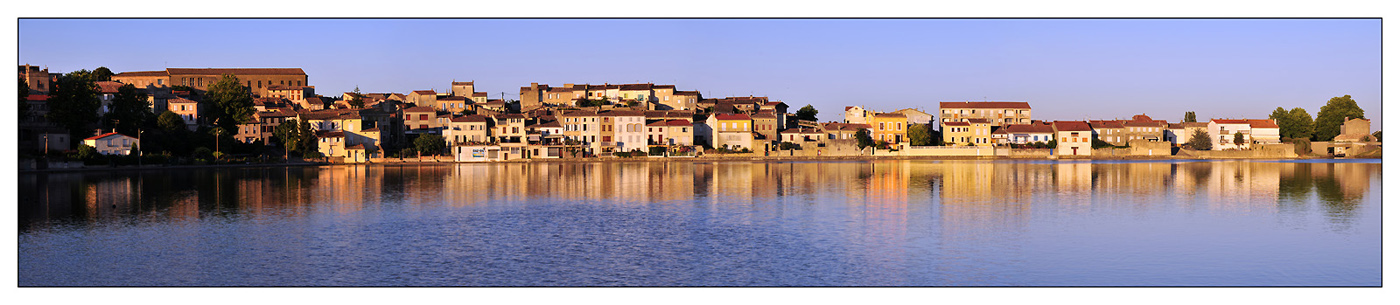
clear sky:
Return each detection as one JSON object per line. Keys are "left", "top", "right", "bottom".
{"left": 18, "top": 18, "right": 1381, "bottom": 125}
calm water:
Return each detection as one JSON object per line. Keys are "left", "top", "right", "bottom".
{"left": 17, "top": 160, "right": 1381, "bottom": 286}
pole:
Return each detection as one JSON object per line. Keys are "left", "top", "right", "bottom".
{"left": 137, "top": 130, "right": 143, "bottom": 168}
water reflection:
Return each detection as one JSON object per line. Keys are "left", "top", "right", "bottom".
{"left": 16, "top": 160, "right": 1380, "bottom": 286}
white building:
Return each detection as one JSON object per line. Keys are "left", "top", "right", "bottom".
{"left": 83, "top": 132, "right": 139, "bottom": 155}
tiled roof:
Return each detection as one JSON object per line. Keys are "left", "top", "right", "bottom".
{"left": 452, "top": 81, "right": 474, "bottom": 85}
{"left": 619, "top": 84, "right": 652, "bottom": 91}
{"left": 875, "top": 113, "right": 907, "bottom": 118}
{"left": 95, "top": 81, "right": 124, "bottom": 93}
{"left": 674, "top": 91, "right": 699, "bottom": 96}
{"left": 528, "top": 121, "right": 562, "bottom": 128}
{"left": 1053, "top": 121, "right": 1093, "bottom": 132}
{"left": 560, "top": 110, "right": 598, "bottom": 117}
{"left": 497, "top": 114, "right": 526, "bottom": 119}
{"left": 166, "top": 68, "right": 306, "bottom": 76}
{"left": 299, "top": 109, "right": 360, "bottom": 120}
{"left": 266, "top": 85, "right": 312, "bottom": 91}
{"left": 411, "top": 90, "right": 437, "bottom": 95}
{"left": 750, "top": 112, "right": 778, "bottom": 119}
{"left": 472, "top": 92, "right": 488, "bottom": 97}
{"left": 602, "top": 110, "right": 644, "bottom": 117}
{"left": 1122, "top": 121, "right": 1164, "bottom": 127}
{"left": 452, "top": 115, "right": 489, "bottom": 123}
{"left": 26, "top": 94, "right": 48, "bottom": 101}
{"left": 168, "top": 97, "right": 198, "bottom": 104}
{"left": 439, "top": 96, "right": 468, "bottom": 101}
{"left": 112, "top": 70, "right": 167, "bottom": 77}
{"left": 714, "top": 113, "right": 751, "bottom": 120}
{"left": 966, "top": 118, "right": 989, "bottom": 123}
{"left": 347, "top": 144, "right": 367, "bottom": 150}
{"left": 1211, "top": 119, "right": 1251, "bottom": 124}
{"left": 362, "top": 127, "right": 380, "bottom": 132}
{"left": 939, "top": 101, "right": 1031, "bottom": 109}
{"left": 1089, "top": 120, "right": 1125, "bottom": 128}
{"left": 403, "top": 106, "right": 436, "bottom": 113}
{"left": 1248, "top": 119, "right": 1279, "bottom": 128}
{"left": 84, "top": 132, "right": 130, "bottom": 140}
{"left": 943, "top": 121, "right": 971, "bottom": 127}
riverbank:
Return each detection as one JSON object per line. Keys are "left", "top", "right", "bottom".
{"left": 20, "top": 152, "right": 1368, "bottom": 173}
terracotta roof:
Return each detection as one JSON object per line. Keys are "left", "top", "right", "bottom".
{"left": 965, "top": 118, "right": 989, "bottom": 123}
{"left": 439, "top": 96, "right": 468, "bottom": 101}
{"left": 714, "top": 113, "right": 751, "bottom": 120}
{"left": 26, "top": 94, "right": 48, "bottom": 101}
{"left": 497, "top": 114, "right": 526, "bottom": 119}
{"left": 362, "top": 127, "right": 380, "bottom": 132}
{"left": 1211, "top": 119, "right": 1251, "bottom": 124}
{"left": 1167, "top": 123, "right": 1183, "bottom": 129}
{"left": 84, "top": 132, "right": 131, "bottom": 140}
{"left": 939, "top": 101, "right": 1031, "bottom": 109}
{"left": 674, "top": 91, "right": 699, "bottom": 96}
{"left": 875, "top": 113, "right": 907, "bottom": 118}
{"left": 452, "top": 115, "right": 489, "bottom": 123}
{"left": 452, "top": 81, "right": 473, "bottom": 85}
{"left": 266, "top": 85, "right": 312, "bottom": 91}
{"left": 750, "top": 112, "right": 778, "bottom": 119}
{"left": 112, "top": 70, "right": 167, "bottom": 77}
{"left": 943, "top": 121, "right": 971, "bottom": 127}
{"left": 305, "top": 97, "right": 324, "bottom": 105}
{"left": 347, "top": 144, "right": 367, "bottom": 150}
{"left": 528, "top": 121, "right": 562, "bottom": 128}
{"left": 619, "top": 84, "right": 652, "bottom": 91}
{"left": 547, "top": 87, "right": 575, "bottom": 93}
{"left": 1001, "top": 123, "right": 1054, "bottom": 133}
{"left": 1248, "top": 119, "right": 1279, "bottom": 128}
{"left": 1089, "top": 120, "right": 1124, "bottom": 129}
{"left": 560, "top": 110, "right": 598, "bottom": 117}
{"left": 763, "top": 101, "right": 786, "bottom": 106}
{"left": 95, "top": 81, "right": 124, "bottom": 93}
{"left": 411, "top": 90, "right": 437, "bottom": 95}
{"left": 299, "top": 109, "right": 360, "bottom": 120}
{"left": 166, "top": 68, "right": 306, "bottom": 76}
{"left": 1122, "top": 121, "right": 1164, "bottom": 127}
{"left": 472, "top": 92, "right": 488, "bottom": 97}
{"left": 601, "top": 110, "right": 644, "bottom": 117}
{"left": 1052, "top": 121, "right": 1093, "bottom": 132}
{"left": 403, "top": 106, "right": 436, "bottom": 113}
{"left": 168, "top": 97, "right": 198, "bottom": 104}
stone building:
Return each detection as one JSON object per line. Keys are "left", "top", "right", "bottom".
{"left": 111, "top": 68, "right": 308, "bottom": 97}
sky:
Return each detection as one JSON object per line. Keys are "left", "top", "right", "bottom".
{"left": 18, "top": 18, "right": 1382, "bottom": 126}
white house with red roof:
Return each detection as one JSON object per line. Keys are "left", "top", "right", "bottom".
{"left": 1052, "top": 121, "right": 1093, "bottom": 156}
{"left": 1207, "top": 119, "right": 1262, "bottom": 150}
{"left": 83, "top": 132, "right": 139, "bottom": 155}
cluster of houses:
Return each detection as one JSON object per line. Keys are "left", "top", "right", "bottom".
{"left": 19, "top": 65, "right": 1375, "bottom": 162}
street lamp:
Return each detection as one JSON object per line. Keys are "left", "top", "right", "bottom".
{"left": 137, "top": 129, "right": 143, "bottom": 168}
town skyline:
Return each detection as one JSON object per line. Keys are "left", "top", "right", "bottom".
{"left": 18, "top": 18, "right": 1381, "bottom": 126}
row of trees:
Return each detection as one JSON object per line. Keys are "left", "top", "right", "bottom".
{"left": 1266, "top": 95, "right": 1367, "bottom": 142}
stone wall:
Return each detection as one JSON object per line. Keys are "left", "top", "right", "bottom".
{"left": 1006, "top": 148, "right": 1053, "bottom": 158}
{"left": 897, "top": 145, "right": 995, "bottom": 156}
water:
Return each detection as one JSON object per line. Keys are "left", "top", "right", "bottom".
{"left": 16, "top": 160, "right": 1381, "bottom": 286}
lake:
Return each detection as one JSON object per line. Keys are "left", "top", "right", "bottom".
{"left": 16, "top": 159, "right": 1381, "bottom": 286}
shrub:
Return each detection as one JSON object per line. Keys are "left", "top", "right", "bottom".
{"left": 193, "top": 147, "right": 213, "bottom": 160}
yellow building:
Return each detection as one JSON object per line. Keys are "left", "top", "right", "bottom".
{"left": 870, "top": 113, "right": 907, "bottom": 145}
{"left": 111, "top": 68, "right": 308, "bottom": 97}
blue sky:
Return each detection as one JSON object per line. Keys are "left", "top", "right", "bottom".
{"left": 18, "top": 19, "right": 1381, "bottom": 126}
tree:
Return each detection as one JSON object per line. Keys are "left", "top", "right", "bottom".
{"left": 1233, "top": 131, "right": 1245, "bottom": 146}
{"left": 1373, "top": 130, "right": 1382, "bottom": 142}
{"left": 297, "top": 120, "right": 317, "bottom": 155}
{"left": 906, "top": 123, "right": 933, "bottom": 146}
{"left": 204, "top": 74, "right": 255, "bottom": 133}
{"left": 46, "top": 70, "right": 100, "bottom": 146}
{"left": 92, "top": 67, "right": 114, "bottom": 81}
{"left": 157, "top": 111, "right": 186, "bottom": 132}
{"left": 348, "top": 86, "right": 365, "bottom": 109}
{"left": 1187, "top": 129, "right": 1212, "bottom": 150}
{"left": 796, "top": 105, "right": 819, "bottom": 122}
{"left": 18, "top": 78, "right": 29, "bottom": 121}
{"left": 103, "top": 84, "right": 151, "bottom": 136}
{"left": 414, "top": 134, "right": 447, "bottom": 156}
{"left": 1314, "top": 95, "right": 1365, "bottom": 141}
{"left": 854, "top": 128, "right": 875, "bottom": 149}
{"left": 1183, "top": 111, "right": 1197, "bottom": 123}
{"left": 273, "top": 119, "right": 303, "bottom": 152}
{"left": 1269, "top": 107, "right": 1314, "bottom": 139}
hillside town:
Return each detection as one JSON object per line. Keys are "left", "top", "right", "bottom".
{"left": 17, "top": 65, "right": 1382, "bottom": 166}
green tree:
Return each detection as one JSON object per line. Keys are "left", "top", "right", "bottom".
{"left": 1269, "top": 107, "right": 1315, "bottom": 139}
{"left": 1183, "top": 111, "right": 1197, "bottom": 123}
{"left": 1187, "top": 129, "right": 1212, "bottom": 150}
{"left": 103, "top": 84, "right": 151, "bottom": 136}
{"left": 414, "top": 134, "right": 447, "bottom": 156}
{"left": 297, "top": 120, "right": 317, "bottom": 155}
{"left": 1314, "top": 95, "right": 1366, "bottom": 141}
{"left": 157, "top": 110, "right": 186, "bottom": 132}
{"left": 204, "top": 74, "right": 255, "bottom": 133}
{"left": 855, "top": 128, "right": 875, "bottom": 149}
{"left": 92, "top": 66, "right": 114, "bottom": 81}
{"left": 1233, "top": 131, "right": 1245, "bottom": 146}
{"left": 796, "top": 105, "right": 819, "bottom": 122}
{"left": 348, "top": 86, "right": 365, "bottom": 109}
{"left": 46, "top": 70, "right": 100, "bottom": 146}
{"left": 18, "top": 78, "right": 29, "bottom": 121}
{"left": 273, "top": 119, "right": 303, "bottom": 152}
{"left": 906, "top": 123, "right": 933, "bottom": 146}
